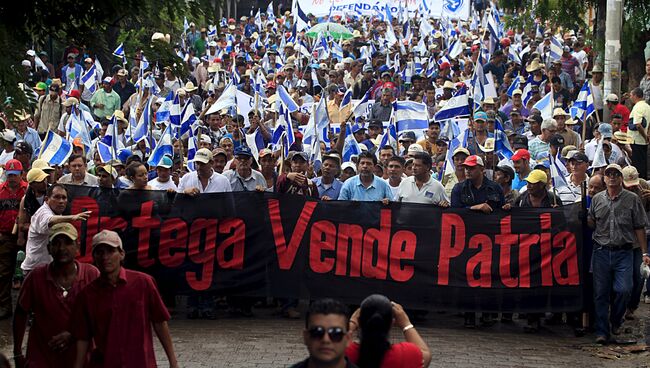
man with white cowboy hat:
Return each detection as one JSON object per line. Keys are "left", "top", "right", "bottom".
{"left": 589, "top": 64, "right": 604, "bottom": 118}
{"left": 183, "top": 81, "right": 202, "bottom": 112}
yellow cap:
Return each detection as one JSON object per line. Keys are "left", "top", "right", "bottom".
{"left": 26, "top": 168, "right": 49, "bottom": 183}
{"left": 48, "top": 223, "right": 78, "bottom": 242}
{"left": 525, "top": 169, "right": 548, "bottom": 184}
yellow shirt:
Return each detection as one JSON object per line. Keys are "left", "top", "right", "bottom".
{"left": 629, "top": 100, "right": 650, "bottom": 145}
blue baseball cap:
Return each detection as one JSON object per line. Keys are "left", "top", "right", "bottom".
{"left": 351, "top": 123, "right": 366, "bottom": 134}
{"left": 234, "top": 145, "right": 253, "bottom": 157}
{"left": 157, "top": 155, "right": 173, "bottom": 168}
{"left": 473, "top": 111, "right": 488, "bottom": 122}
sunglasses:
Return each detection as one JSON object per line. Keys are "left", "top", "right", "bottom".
{"left": 308, "top": 326, "right": 346, "bottom": 342}
{"left": 605, "top": 171, "right": 622, "bottom": 178}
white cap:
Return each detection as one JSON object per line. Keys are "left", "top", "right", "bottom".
{"left": 26, "top": 50, "right": 36, "bottom": 57}
{"left": 407, "top": 143, "right": 424, "bottom": 153}
{"left": 1, "top": 129, "right": 16, "bottom": 142}
{"left": 21, "top": 60, "right": 31, "bottom": 67}
{"left": 341, "top": 162, "right": 357, "bottom": 173}
{"left": 102, "top": 77, "right": 112, "bottom": 84}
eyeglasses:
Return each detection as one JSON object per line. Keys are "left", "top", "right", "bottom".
{"left": 307, "top": 326, "right": 346, "bottom": 342}
{"left": 605, "top": 171, "right": 622, "bottom": 178}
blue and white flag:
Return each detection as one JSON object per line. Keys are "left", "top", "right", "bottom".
{"left": 506, "top": 75, "right": 521, "bottom": 97}
{"left": 331, "top": 40, "right": 344, "bottom": 61}
{"left": 352, "top": 89, "right": 372, "bottom": 118}
{"left": 393, "top": 101, "right": 427, "bottom": 133}
{"left": 113, "top": 43, "right": 126, "bottom": 64}
{"left": 267, "top": 1, "right": 275, "bottom": 20}
{"left": 205, "top": 81, "right": 237, "bottom": 115}
{"left": 376, "top": 113, "right": 398, "bottom": 159}
{"left": 340, "top": 88, "right": 353, "bottom": 111}
{"left": 434, "top": 86, "right": 471, "bottom": 121}
{"left": 148, "top": 124, "right": 173, "bottom": 167}
{"left": 183, "top": 17, "right": 190, "bottom": 33}
{"left": 39, "top": 132, "right": 73, "bottom": 166}
{"left": 67, "top": 106, "right": 92, "bottom": 150}
{"left": 155, "top": 91, "right": 174, "bottom": 122}
{"left": 342, "top": 126, "right": 363, "bottom": 162}
{"left": 81, "top": 64, "right": 98, "bottom": 94}
{"left": 532, "top": 90, "right": 554, "bottom": 120}
{"left": 447, "top": 39, "right": 463, "bottom": 60}
{"left": 276, "top": 85, "right": 299, "bottom": 112}
{"left": 179, "top": 101, "right": 197, "bottom": 137}
{"left": 440, "top": 119, "right": 461, "bottom": 140}
{"left": 573, "top": 81, "right": 595, "bottom": 121}
{"left": 187, "top": 127, "right": 198, "bottom": 171}
{"left": 169, "top": 93, "right": 181, "bottom": 127}
{"left": 549, "top": 36, "right": 563, "bottom": 61}
{"left": 550, "top": 151, "right": 570, "bottom": 189}
{"left": 471, "top": 61, "right": 488, "bottom": 107}
{"left": 132, "top": 96, "right": 152, "bottom": 143}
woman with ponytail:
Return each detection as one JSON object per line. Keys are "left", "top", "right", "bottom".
{"left": 346, "top": 294, "right": 431, "bottom": 368}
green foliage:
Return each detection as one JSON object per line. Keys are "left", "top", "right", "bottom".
{"left": 0, "top": 0, "right": 220, "bottom": 115}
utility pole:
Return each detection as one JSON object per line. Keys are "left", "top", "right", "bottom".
{"left": 603, "top": 0, "right": 622, "bottom": 122}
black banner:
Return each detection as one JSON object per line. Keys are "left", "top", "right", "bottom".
{"left": 66, "top": 186, "right": 584, "bottom": 312}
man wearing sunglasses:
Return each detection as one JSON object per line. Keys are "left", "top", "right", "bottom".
{"left": 588, "top": 164, "right": 650, "bottom": 345}
{"left": 291, "top": 298, "right": 358, "bottom": 368}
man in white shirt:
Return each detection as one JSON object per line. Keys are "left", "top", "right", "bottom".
{"left": 0, "top": 129, "right": 16, "bottom": 166}
{"left": 397, "top": 152, "right": 449, "bottom": 206}
{"left": 178, "top": 148, "right": 231, "bottom": 194}
{"left": 148, "top": 156, "right": 178, "bottom": 191}
{"left": 21, "top": 184, "right": 92, "bottom": 274}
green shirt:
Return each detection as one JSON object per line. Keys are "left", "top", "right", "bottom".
{"left": 194, "top": 38, "right": 207, "bottom": 56}
{"left": 90, "top": 89, "right": 121, "bottom": 119}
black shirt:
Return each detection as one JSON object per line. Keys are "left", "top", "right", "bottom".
{"left": 113, "top": 81, "right": 137, "bottom": 107}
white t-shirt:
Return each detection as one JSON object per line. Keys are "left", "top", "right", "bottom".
{"left": 384, "top": 179, "right": 401, "bottom": 201}
{"left": 64, "top": 65, "right": 77, "bottom": 92}
{"left": 22, "top": 203, "right": 55, "bottom": 272}
{"left": 572, "top": 50, "right": 588, "bottom": 81}
{"left": 148, "top": 178, "right": 178, "bottom": 191}
{"left": 178, "top": 171, "right": 232, "bottom": 193}
{"left": 0, "top": 150, "right": 14, "bottom": 166}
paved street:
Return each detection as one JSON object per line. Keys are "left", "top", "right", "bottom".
{"left": 2, "top": 297, "right": 650, "bottom": 367}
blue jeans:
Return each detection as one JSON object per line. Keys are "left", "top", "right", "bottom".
{"left": 592, "top": 246, "right": 633, "bottom": 338}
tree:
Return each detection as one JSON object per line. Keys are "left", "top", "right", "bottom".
{"left": 0, "top": 0, "right": 220, "bottom": 122}
{"left": 499, "top": 0, "right": 650, "bottom": 90}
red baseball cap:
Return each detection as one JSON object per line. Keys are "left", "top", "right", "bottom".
{"left": 68, "top": 89, "right": 81, "bottom": 99}
{"left": 4, "top": 159, "right": 23, "bottom": 175}
{"left": 439, "top": 61, "right": 450, "bottom": 70}
{"left": 462, "top": 155, "right": 484, "bottom": 167}
{"left": 500, "top": 38, "right": 511, "bottom": 47}
{"left": 511, "top": 149, "right": 531, "bottom": 161}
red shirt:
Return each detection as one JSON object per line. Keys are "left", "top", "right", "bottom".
{"left": 0, "top": 180, "right": 27, "bottom": 233}
{"left": 346, "top": 341, "right": 423, "bottom": 368}
{"left": 612, "top": 103, "right": 631, "bottom": 132}
{"left": 18, "top": 261, "right": 100, "bottom": 368}
{"left": 71, "top": 268, "right": 171, "bottom": 368}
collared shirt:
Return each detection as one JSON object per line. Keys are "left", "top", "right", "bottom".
{"left": 557, "top": 174, "right": 588, "bottom": 205}
{"left": 90, "top": 89, "right": 121, "bottom": 119}
{"left": 397, "top": 175, "right": 448, "bottom": 204}
{"left": 640, "top": 74, "right": 650, "bottom": 103}
{"left": 338, "top": 175, "right": 394, "bottom": 201}
{"left": 58, "top": 172, "right": 99, "bottom": 186}
{"left": 22, "top": 203, "right": 55, "bottom": 271}
{"left": 224, "top": 169, "right": 267, "bottom": 191}
{"left": 71, "top": 268, "right": 171, "bottom": 368}
{"left": 450, "top": 176, "right": 505, "bottom": 209}
{"left": 312, "top": 176, "right": 343, "bottom": 199}
{"left": 177, "top": 170, "right": 232, "bottom": 193}
{"left": 0, "top": 180, "right": 27, "bottom": 233}
{"left": 14, "top": 127, "right": 41, "bottom": 159}
{"left": 18, "top": 261, "right": 99, "bottom": 368}
{"left": 589, "top": 189, "right": 647, "bottom": 247}
{"left": 528, "top": 137, "right": 550, "bottom": 160}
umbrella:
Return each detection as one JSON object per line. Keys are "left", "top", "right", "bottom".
{"left": 305, "top": 23, "right": 354, "bottom": 40}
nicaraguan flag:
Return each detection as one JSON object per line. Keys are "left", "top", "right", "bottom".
{"left": 573, "top": 81, "right": 595, "bottom": 121}
{"left": 550, "top": 151, "right": 570, "bottom": 189}
{"left": 532, "top": 90, "right": 554, "bottom": 120}
{"left": 81, "top": 64, "right": 98, "bottom": 94}
{"left": 179, "top": 101, "right": 197, "bottom": 137}
{"left": 506, "top": 75, "right": 521, "bottom": 97}
{"left": 113, "top": 43, "right": 126, "bottom": 64}
{"left": 434, "top": 86, "right": 471, "bottom": 121}
{"left": 205, "top": 81, "right": 237, "bottom": 115}
{"left": 331, "top": 40, "right": 344, "bottom": 61}
{"left": 187, "top": 127, "right": 198, "bottom": 171}
{"left": 375, "top": 114, "right": 398, "bottom": 160}
{"left": 352, "top": 89, "right": 372, "bottom": 119}
{"left": 169, "top": 93, "right": 181, "bottom": 126}
{"left": 40, "top": 132, "right": 73, "bottom": 166}
{"left": 549, "top": 36, "right": 563, "bottom": 61}
{"left": 132, "top": 96, "right": 152, "bottom": 143}
{"left": 276, "top": 85, "right": 299, "bottom": 113}
{"left": 67, "top": 106, "right": 92, "bottom": 150}
{"left": 148, "top": 124, "right": 173, "bottom": 167}
{"left": 155, "top": 91, "right": 174, "bottom": 122}
{"left": 393, "top": 101, "right": 427, "bottom": 133}
{"left": 342, "top": 125, "right": 363, "bottom": 162}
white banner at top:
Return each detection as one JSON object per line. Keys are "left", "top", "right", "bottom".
{"left": 295, "top": 0, "right": 469, "bottom": 20}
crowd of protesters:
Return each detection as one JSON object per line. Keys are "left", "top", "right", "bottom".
{"left": 2, "top": 1, "right": 650, "bottom": 366}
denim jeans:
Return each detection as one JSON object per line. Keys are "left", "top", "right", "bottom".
{"left": 592, "top": 246, "right": 633, "bottom": 338}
